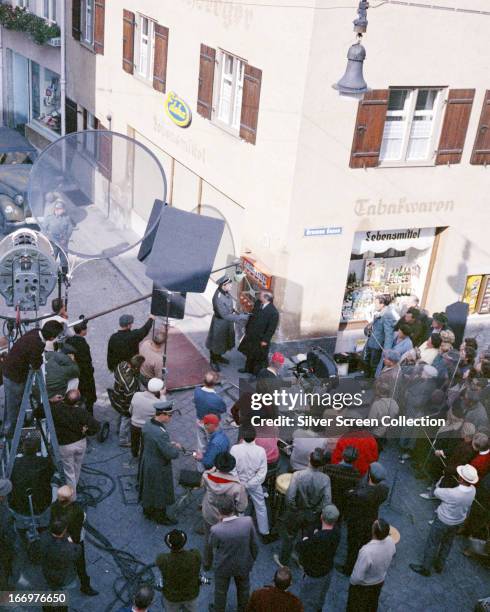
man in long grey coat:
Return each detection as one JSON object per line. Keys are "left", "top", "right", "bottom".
{"left": 139, "top": 400, "right": 181, "bottom": 525}
{"left": 206, "top": 275, "right": 249, "bottom": 372}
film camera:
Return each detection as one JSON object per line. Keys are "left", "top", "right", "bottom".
{"left": 291, "top": 347, "right": 339, "bottom": 392}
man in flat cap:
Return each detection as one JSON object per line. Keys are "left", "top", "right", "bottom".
{"left": 139, "top": 400, "right": 182, "bottom": 525}
{"left": 206, "top": 275, "right": 249, "bottom": 372}
{"left": 42, "top": 199, "right": 75, "bottom": 254}
{"left": 107, "top": 313, "right": 155, "bottom": 372}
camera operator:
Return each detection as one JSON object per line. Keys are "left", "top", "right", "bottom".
{"left": 155, "top": 529, "right": 202, "bottom": 612}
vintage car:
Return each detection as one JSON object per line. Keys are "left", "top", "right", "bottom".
{"left": 0, "top": 127, "right": 40, "bottom": 234}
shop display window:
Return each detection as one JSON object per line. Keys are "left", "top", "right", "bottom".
{"left": 30, "top": 62, "right": 61, "bottom": 134}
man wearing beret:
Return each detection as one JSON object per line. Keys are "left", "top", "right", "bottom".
{"left": 206, "top": 276, "right": 249, "bottom": 372}
{"left": 139, "top": 400, "right": 182, "bottom": 525}
{"left": 194, "top": 414, "right": 230, "bottom": 471}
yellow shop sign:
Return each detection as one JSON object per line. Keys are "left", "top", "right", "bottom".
{"left": 164, "top": 91, "right": 192, "bottom": 128}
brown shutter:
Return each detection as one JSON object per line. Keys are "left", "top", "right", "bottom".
{"left": 72, "top": 0, "right": 81, "bottom": 41}
{"left": 471, "top": 90, "right": 490, "bottom": 165}
{"left": 349, "top": 90, "right": 389, "bottom": 169}
{"left": 97, "top": 123, "right": 112, "bottom": 181}
{"left": 153, "top": 25, "right": 169, "bottom": 93}
{"left": 435, "top": 89, "right": 475, "bottom": 165}
{"left": 122, "top": 10, "right": 135, "bottom": 75}
{"left": 240, "top": 65, "right": 262, "bottom": 145}
{"left": 197, "top": 44, "right": 215, "bottom": 119}
{"left": 94, "top": 0, "right": 105, "bottom": 55}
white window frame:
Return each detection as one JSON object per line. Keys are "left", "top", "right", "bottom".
{"left": 379, "top": 87, "right": 445, "bottom": 166}
{"left": 42, "top": 0, "right": 56, "bottom": 24}
{"left": 80, "top": 0, "right": 94, "bottom": 46}
{"left": 212, "top": 50, "right": 245, "bottom": 136}
{"left": 17, "top": 0, "right": 31, "bottom": 10}
{"left": 135, "top": 14, "right": 156, "bottom": 82}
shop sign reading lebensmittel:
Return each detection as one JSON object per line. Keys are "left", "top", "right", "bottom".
{"left": 352, "top": 227, "right": 435, "bottom": 254}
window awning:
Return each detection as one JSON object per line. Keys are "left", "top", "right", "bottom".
{"left": 352, "top": 227, "right": 435, "bottom": 255}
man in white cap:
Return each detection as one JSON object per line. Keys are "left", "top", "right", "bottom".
{"left": 129, "top": 377, "right": 165, "bottom": 458}
{"left": 410, "top": 463, "right": 478, "bottom": 576}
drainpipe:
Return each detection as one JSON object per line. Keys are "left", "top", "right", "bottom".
{"left": 60, "top": 0, "right": 66, "bottom": 136}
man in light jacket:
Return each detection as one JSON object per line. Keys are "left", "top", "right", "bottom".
{"left": 347, "top": 518, "right": 396, "bottom": 612}
{"left": 129, "top": 377, "right": 165, "bottom": 458}
{"left": 364, "top": 295, "right": 396, "bottom": 378}
{"left": 231, "top": 427, "right": 277, "bottom": 544}
{"left": 201, "top": 452, "right": 248, "bottom": 570}
{"left": 210, "top": 495, "right": 259, "bottom": 612}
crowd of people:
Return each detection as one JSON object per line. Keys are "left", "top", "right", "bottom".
{"left": 0, "top": 288, "right": 488, "bottom": 612}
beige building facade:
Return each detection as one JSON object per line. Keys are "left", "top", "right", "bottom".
{"left": 37, "top": 1, "right": 490, "bottom": 343}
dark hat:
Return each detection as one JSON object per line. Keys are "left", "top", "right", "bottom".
{"left": 164, "top": 529, "right": 187, "bottom": 550}
{"left": 217, "top": 275, "right": 232, "bottom": 286}
{"left": 432, "top": 312, "right": 448, "bottom": 326}
{"left": 214, "top": 452, "right": 236, "bottom": 473}
{"left": 342, "top": 445, "right": 359, "bottom": 463}
{"left": 154, "top": 400, "right": 174, "bottom": 414}
{"left": 119, "top": 314, "right": 134, "bottom": 327}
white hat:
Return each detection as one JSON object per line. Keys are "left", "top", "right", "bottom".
{"left": 456, "top": 464, "right": 479, "bottom": 485}
{"left": 148, "top": 378, "right": 164, "bottom": 393}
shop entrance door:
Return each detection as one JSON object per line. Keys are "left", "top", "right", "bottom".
{"left": 8, "top": 51, "right": 29, "bottom": 128}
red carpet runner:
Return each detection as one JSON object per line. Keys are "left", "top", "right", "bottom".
{"left": 165, "top": 327, "right": 210, "bottom": 391}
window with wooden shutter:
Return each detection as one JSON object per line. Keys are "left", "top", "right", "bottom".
{"left": 239, "top": 65, "right": 261, "bottom": 145}
{"left": 65, "top": 98, "right": 78, "bottom": 134}
{"left": 122, "top": 10, "right": 135, "bottom": 75}
{"left": 435, "top": 89, "right": 475, "bottom": 165}
{"left": 197, "top": 44, "right": 215, "bottom": 119}
{"left": 97, "top": 122, "right": 112, "bottom": 181}
{"left": 153, "top": 24, "right": 169, "bottom": 93}
{"left": 72, "top": 0, "right": 81, "bottom": 40}
{"left": 471, "top": 90, "right": 490, "bottom": 166}
{"left": 349, "top": 90, "right": 389, "bottom": 168}
{"left": 94, "top": 0, "right": 105, "bottom": 54}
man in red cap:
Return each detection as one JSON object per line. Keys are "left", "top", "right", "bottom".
{"left": 194, "top": 414, "right": 230, "bottom": 471}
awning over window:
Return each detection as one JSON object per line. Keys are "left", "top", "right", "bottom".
{"left": 352, "top": 227, "right": 435, "bottom": 255}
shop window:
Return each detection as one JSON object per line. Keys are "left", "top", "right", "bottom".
{"left": 42, "top": 0, "right": 56, "bottom": 23}
{"left": 30, "top": 62, "right": 61, "bottom": 134}
{"left": 214, "top": 51, "right": 245, "bottom": 133}
{"left": 81, "top": 0, "right": 94, "bottom": 45}
{"left": 135, "top": 15, "right": 155, "bottom": 81}
{"left": 380, "top": 88, "right": 443, "bottom": 163}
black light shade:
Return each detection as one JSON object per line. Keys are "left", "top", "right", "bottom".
{"left": 145, "top": 206, "right": 225, "bottom": 293}
{"left": 333, "top": 42, "right": 370, "bottom": 96}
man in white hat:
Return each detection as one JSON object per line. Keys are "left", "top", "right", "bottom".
{"left": 410, "top": 463, "right": 478, "bottom": 576}
{"left": 129, "top": 377, "right": 165, "bottom": 458}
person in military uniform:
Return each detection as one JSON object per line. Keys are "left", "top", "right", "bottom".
{"left": 42, "top": 200, "right": 75, "bottom": 253}
{"left": 206, "top": 275, "right": 249, "bottom": 372}
{"left": 139, "top": 400, "right": 182, "bottom": 525}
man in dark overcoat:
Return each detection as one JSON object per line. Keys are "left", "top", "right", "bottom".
{"left": 66, "top": 321, "right": 97, "bottom": 414}
{"left": 238, "top": 291, "right": 279, "bottom": 375}
{"left": 206, "top": 275, "right": 249, "bottom": 372}
{"left": 139, "top": 400, "right": 181, "bottom": 525}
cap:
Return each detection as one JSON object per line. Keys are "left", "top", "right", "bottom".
{"left": 271, "top": 352, "right": 285, "bottom": 365}
{"left": 383, "top": 349, "right": 401, "bottom": 363}
{"left": 321, "top": 504, "right": 340, "bottom": 523}
{"left": 217, "top": 275, "right": 232, "bottom": 286}
{"left": 214, "top": 452, "right": 236, "bottom": 473}
{"left": 369, "top": 462, "right": 387, "bottom": 482}
{"left": 432, "top": 312, "right": 449, "bottom": 326}
{"left": 440, "top": 329, "right": 455, "bottom": 345}
{"left": 148, "top": 378, "right": 164, "bottom": 393}
{"left": 164, "top": 529, "right": 187, "bottom": 550}
{"left": 0, "top": 479, "right": 12, "bottom": 497}
{"left": 154, "top": 400, "right": 174, "bottom": 414}
{"left": 456, "top": 464, "right": 479, "bottom": 484}
{"left": 119, "top": 314, "right": 134, "bottom": 327}
{"left": 203, "top": 414, "right": 220, "bottom": 426}
{"left": 342, "top": 445, "right": 359, "bottom": 463}
{"left": 54, "top": 200, "right": 65, "bottom": 210}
